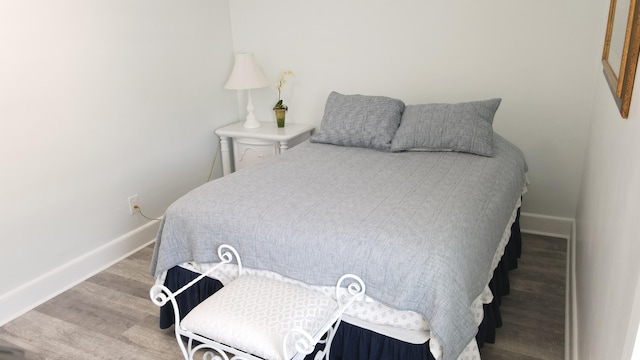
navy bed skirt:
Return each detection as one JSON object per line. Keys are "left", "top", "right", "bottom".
{"left": 159, "top": 210, "right": 521, "bottom": 360}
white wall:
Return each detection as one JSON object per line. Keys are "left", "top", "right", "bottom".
{"left": 575, "top": 30, "right": 640, "bottom": 360}
{"left": 0, "top": 0, "right": 236, "bottom": 317}
{"left": 4, "top": 2, "right": 633, "bottom": 357}
{"left": 229, "top": 0, "right": 600, "bottom": 218}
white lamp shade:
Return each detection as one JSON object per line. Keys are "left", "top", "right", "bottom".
{"left": 224, "top": 53, "right": 269, "bottom": 90}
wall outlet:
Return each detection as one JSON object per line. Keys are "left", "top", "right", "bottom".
{"left": 128, "top": 195, "right": 139, "bottom": 215}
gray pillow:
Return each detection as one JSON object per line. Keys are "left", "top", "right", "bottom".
{"left": 390, "top": 98, "right": 501, "bottom": 156}
{"left": 310, "top": 92, "right": 405, "bottom": 151}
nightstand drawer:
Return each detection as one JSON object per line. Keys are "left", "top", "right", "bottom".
{"left": 232, "top": 137, "right": 278, "bottom": 171}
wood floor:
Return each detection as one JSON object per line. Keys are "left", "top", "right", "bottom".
{"left": 480, "top": 234, "right": 566, "bottom": 360}
{"left": 0, "top": 233, "right": 566, "bottom": 360}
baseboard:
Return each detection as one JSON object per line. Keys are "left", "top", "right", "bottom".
{"left": 520, "top": 212, "right": 573, "bottom": 240}
{"left": 0, "top": 221, "right": 160, "bottom": 327}
{"left": 570, "top": 221, "right": 578, "bottom": 360}
{"left": 519, "top": 212, "right": 575, "bottom": 360}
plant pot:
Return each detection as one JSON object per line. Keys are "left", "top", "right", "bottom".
{"left": 274, "top": 108, "right": 286, "bottom": 128}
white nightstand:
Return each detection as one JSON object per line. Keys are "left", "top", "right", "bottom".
{"left": 214, "top": 122, "right": 315, "bottom": 176}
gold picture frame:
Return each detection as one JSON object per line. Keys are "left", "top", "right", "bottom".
{"left": 602, "top": 0, "right": 640, "bottom": 118}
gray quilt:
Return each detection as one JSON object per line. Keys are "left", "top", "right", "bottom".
{"left": 150, "top": 133, "right": 527, "bottom": 360}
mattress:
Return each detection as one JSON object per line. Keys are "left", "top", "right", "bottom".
{"left": 151, "top": 133, "right": 528, "bottom": 359}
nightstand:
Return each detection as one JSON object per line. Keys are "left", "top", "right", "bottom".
{"left": 214, "top": 122, "right": 315, "bottom": 176}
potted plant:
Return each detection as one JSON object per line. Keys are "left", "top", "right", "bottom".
{"left": 273, "top": 71, "right": 294, "bottom": 128}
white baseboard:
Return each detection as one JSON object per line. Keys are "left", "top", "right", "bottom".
{"left": 520, "top": 212, "right": 573, "bottom": 240}
{"left": 570, "top": 221, "right": 578, "bottom": 360}
{"left": 519, "top": 212, "right": 575, "bottom": 360}
{"left": 0, "top": 221, "right": 160, "bottom": 327}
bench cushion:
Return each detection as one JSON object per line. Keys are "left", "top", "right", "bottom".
{"left": 181, "top": 275, "right": 338, "bottom": 360}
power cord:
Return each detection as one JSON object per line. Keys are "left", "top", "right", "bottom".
{"left": 207, "top": 141, "right": 221, "bottom": 182}
{"left": 133, "top": 205, "right": 162, "bottom": 221}
{"left": 133, "top": 140, "right": 220, "bottom": 222}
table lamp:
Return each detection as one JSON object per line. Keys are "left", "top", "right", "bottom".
{"left": 224, "top": 53, "right": 269, "bottom": 129}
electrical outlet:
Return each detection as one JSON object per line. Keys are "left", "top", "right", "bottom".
{"left": 128, "top": 195, "right": 139, "bottom": 215}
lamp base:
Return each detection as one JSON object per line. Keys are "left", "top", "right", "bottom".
{"left": 242, "top": 89, "right": 262, "bottom": 128}
{"left": 242, "top": 116, "right": 261, "bottom": 129}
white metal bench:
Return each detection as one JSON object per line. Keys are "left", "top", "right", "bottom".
{"left": 150, "top": 244, "right": 366, "bottom": 360}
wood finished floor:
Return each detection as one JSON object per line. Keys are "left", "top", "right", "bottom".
{"left": 0, "top": 233, "right": 566, "bottom": 360}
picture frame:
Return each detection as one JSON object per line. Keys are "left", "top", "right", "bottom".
{"left": 602, "top": 0, "right": 640, "bottom": 118}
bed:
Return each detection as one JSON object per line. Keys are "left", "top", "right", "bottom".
{"left": 150, "top": 92, "right": 528, "bottom": 360}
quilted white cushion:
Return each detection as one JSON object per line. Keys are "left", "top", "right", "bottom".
{"left": 181, "top": 275, "right": 338, "bottom": 360}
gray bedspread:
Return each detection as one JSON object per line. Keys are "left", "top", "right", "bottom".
{"left": 150, "top": 133, "right": 527, "bottom": 360}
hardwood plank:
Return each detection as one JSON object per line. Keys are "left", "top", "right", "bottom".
{"left": 33, "top": 287, "right": 147, "bottom": 341}
{"left": 100, "top": 256, "right": 156, "bottom": 286}
{"left": 482, "top": 234, "right": 566, "bottom": 359}
{"left": 120, "top": 323, "right": 182, "bottom": 359}
{"left": 480, "top": 345, "right": 547, "bottom": 360}
{"left": 85, "top": 270, "right": 151, "bottom": 301}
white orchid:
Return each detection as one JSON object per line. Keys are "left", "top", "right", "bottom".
{"left": 274, "top": 70, "right": 295, "bottom": 110}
